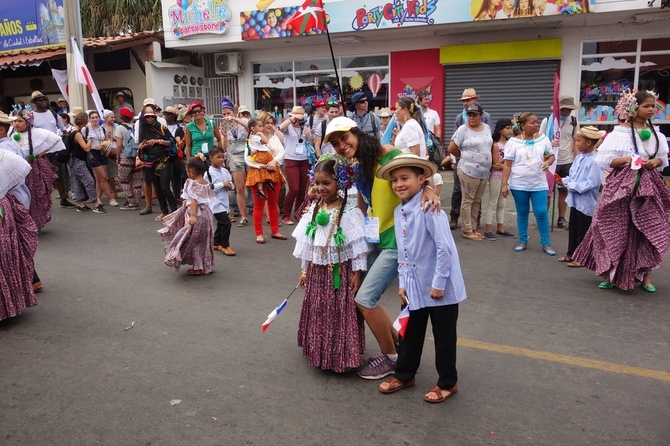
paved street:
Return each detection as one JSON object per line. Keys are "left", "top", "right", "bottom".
{"left": 1, "top": 175, "right": 669, "bottom": 446}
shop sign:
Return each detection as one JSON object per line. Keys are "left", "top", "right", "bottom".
{"left": 1, "top": 0, "right": 65, "bottom": 52}
{"left": 168, "top": 0, "right": 232, "bottom": 38}
{"left": 241, "top": 0, "right": 594, "bottom": 41}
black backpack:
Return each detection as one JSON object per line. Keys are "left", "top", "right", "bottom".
{"left": 56, "top": 132, "right": 72, "bottom": 163}
{"left": 427, "top": 131, "right": 444, "bottom": 167}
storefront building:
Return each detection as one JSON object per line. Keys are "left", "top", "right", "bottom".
{"left": 161, "top": 0, "right": 670, "bottom": 136}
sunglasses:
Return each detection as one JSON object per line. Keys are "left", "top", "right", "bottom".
{"left": 35, "top": 97, "right": 47, "bottom": 101}
{"left": 191, "top": 109, "right": 204, "bottom": 114}
{"left": 145, "top": 115, "right": 156, "bottom": 118}
{"left": 357, "top": 99, "right": 367, "bottom": 103}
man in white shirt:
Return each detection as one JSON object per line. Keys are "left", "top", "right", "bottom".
{"left": 30, "top": 91, "right": 75, "bottom": 208}
{"left": 417, "top": 90, "right": 441, "bottom": 139}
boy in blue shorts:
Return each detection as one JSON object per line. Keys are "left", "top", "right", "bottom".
{"left": 375, "top": 153, "right": 467, "bottom": 403}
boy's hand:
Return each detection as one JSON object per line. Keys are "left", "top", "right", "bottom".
{"left": 398, "top": 288, "right": 408, "bottom": 306}
{"left": 430, "top": 288, "right": 444, "bottom": 300}
{"left": 350, "top": 271, "right": 362, "bottom": 293}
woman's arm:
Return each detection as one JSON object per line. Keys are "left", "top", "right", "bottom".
{"left": 408, "top": 144, "right": 420, "bottom": 156}
{"left": 184, "top": 127, "right": 192, "bottom": 159}
{"left": 501, "top": 159, "right": 512, "bottom": 197}
{"left": 214, "top": 125, "right": 224, "bottom": 149}
{"left": 74, "top": 132, "right": 92, "bottom": 152}
{"left": 314, "top": 135, "right": 323, "bottom": 156}
{"left": 447, "top": 140, "right": 461, "bottom": 158}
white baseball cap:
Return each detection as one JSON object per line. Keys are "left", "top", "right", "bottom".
{"left": 323, "top": 117, "right": 358, "bottom": 143}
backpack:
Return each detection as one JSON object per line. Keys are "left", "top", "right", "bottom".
{"left": 427, "top": 131, "right": 444, "bottom": 167}
{"left": 157, "top": 124, "right": 179, "bottom": 159}
{"left": 120, "top": 123, "right": 139, "bottom": 158}
{"left": 56, "top": 132, "right": 71, "bottom": 163}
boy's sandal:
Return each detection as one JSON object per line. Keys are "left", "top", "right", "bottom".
{"left": 379, "top": 377, "right": 415, "bottom": 394}
{"left": 566, "top": 261, "right": 583, "bottom": 268}
{"left": 424, "top": 384, "right": 458, "bottom": 403}
{"left": 557, "top": 257, "right": 573, "bottom": 263}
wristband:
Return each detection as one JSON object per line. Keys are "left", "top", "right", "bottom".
{"left": 425, "top": 185, "right": 434, "bottom": 192}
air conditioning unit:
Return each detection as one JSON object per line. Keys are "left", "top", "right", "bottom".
{"left": 214, "top": 53, "right": 241, "bottom": 75}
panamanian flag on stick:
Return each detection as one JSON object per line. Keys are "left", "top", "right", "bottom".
{"left": 71, "top": 37, "right": 105, "bottom": 118}
{"left": 262, "top": 299, "right": 289, "bottom": 332}
{"left": 393, "top": 306, "right": 410, "bottom": 339}
{"left": 288, "top": 0, "right": 328, "bottom": 35}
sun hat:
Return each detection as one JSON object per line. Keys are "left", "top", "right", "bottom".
{"left": 237, "top": 105, "right": 251, "bottom": 115}
{"left": 378, "top": 107, "right": 392, "bottom": 118}
{"left": 460, "top": 88, "right": 479, "bottom": 101}
{"left": 289, "top": 105, "right": 306, "bottom": 117}
{"left": 376, "top": 153, "right": 437, "bottom": 181}
{"left": 220, "top": 97, "right": 234, "bottom": 111}
{"left": 323, "top": 117, "right": 358, "bottom": 143}
{"left": 31, "top": 91, "right": 47, "bottom": 101}
{"left": 178, "top": 108, "right": 190, "bottom": 121}
{"left": 143, "top": 98, "right": 156, "bottom": 107}
{"left": 576, "top": 125, "right": 606, "bottom": 140}
{"left": 164, "top": 106, "right": 178, "bottom": 115}
{"left": 559, "top": 96, "right": 578, "bottom": 110}
{"left": 57, "top": 97, "right": 67, "bottom": 103}
{"left": 102, "top": 109, "right": 115, "bottom": 119}
{"left": 465, "top": 103, "right": 484, "bottom": 115}
{"left": 0, "top": 111, "right": 16, "bottom": 125}
{"left": 116, "top": 91, "right": 127, "bottom": 98}
{"left": 348, "top": 92, "right": 371, "bottom": 112}
{"left": 187, "top": 101, "right": 205, "bottom": 115}
{"left": 143, "top": 108, "right": 157, "bottom": 118}
{"left": 118, "top": 108, "right": 134, "bottom": 120}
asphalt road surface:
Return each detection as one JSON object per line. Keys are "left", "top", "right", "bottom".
{"left": 1, "top": 178, "right": 669, "bottom": 446}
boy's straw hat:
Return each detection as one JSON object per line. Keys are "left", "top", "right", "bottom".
{"left": 376, "top": 153, "right": 437, "bottom": 181}
{"left": 577, "top": 126, "right": 606, "bottom": 140}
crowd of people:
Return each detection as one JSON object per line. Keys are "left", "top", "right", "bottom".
{"left": 1, "top": 85, "right": 668, "bottom": 403}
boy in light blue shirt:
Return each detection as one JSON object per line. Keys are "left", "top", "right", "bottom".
{"left": 375, "top": 153, "right": 466, "bottom": 404}
{"left": 557, "top": 126, "right": 605, "bottom": 267}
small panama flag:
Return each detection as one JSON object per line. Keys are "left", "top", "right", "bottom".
{"left": 261, "top": 284, "right": 301, "bottom": 333}
{"left": 262, "top": 299, "right": 288, "bottom": 333}
{"left": 393, "top": 306, "right": 410, "bottom": 339}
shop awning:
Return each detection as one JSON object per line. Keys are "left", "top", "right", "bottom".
{"left": 0, "top": 31, "right": 164, "bottom": 70}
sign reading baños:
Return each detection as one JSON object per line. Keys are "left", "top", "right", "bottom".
{"left": 168, "top": 0, "right": 231, "bottom": 38}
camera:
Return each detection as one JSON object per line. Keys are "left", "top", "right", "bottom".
{"left": 298, "top": 118, "right": 306, "bottom": 126}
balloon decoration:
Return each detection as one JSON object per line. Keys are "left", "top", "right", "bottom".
{"left": 367, "top": 74, "right": 382, "bottom": 98}
{"left": 177, "top": 0, "right": 193, "bottom": 9}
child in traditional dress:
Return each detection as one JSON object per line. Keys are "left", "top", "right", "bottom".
{"left": 0, "top": 148, "right": 39, "bottom": 321}
{"left": 10, "top": 109, "right": 64, "bottom": 230}
{"left": 159, "top": 154, "right": 215, "bottom": 275}
{"left": 376, "top": 153, "right": 467, "bottom": 404}
{"left": 573, "top": 90, "right": 670, "bottom": 292}
{"left": 556, "top": 126, "right": 605, "bottom": 268}
{"left": 292, "top": 154, "right": 369, "bottom": 373}
{"left": 245, "top": 118, "right": 281, "bottom": 200}
{"left": 206, "top": 146, "right": 236, "bottom": 256}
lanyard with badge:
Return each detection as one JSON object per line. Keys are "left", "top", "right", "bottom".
{"left": 292, "top": 125, "right": 305, "bottom": 155}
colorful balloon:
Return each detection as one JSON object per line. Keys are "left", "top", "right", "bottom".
{"left": 368, "top": 74, "right": 382, "bottom": 98}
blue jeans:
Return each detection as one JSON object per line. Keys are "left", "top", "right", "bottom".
{"left": 510, "top": 189, "right": 551, "bottom": 247}
{"left": 355, "top": 247, "right": 398, "bottom": 309}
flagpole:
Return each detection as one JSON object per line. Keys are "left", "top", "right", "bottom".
{"left": 64, "top": 0, "right": 88, "bottom": 112}
{"left": 324, "top": 27, "right": 345, "bottom": 109}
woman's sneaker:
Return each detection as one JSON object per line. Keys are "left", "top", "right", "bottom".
{"left": 358, "top": 354, "right": 396, "bottom": 380}
{"left": 109, "top": 199, "right": 119, "bottom": 207}
{"left": 76, "top": 205, "right": 91, "bottom": 212}
{"left": 93, "top": 204, "right": 107, "bottom": 214}
{"left": 120, "top": 204, "right": 140, "bottom": 211}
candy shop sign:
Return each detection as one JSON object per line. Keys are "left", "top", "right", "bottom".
{"left": 168, "top": 0, "right": 231, "bottom": 38}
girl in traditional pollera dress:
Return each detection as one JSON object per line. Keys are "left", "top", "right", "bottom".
{"left": 573, "top": 90, "right": 670, "bottom": 292}
{"left": 10, "top": 108, "right": 64, "bottom": 230}
{"left": 0, "top": 149, "right": 39, "bottom": 321}
{"left": 159, "top": 154, "right": 215, "bottom": 276}
{"left": 292, "top": 154, "right": 369, "bottom": 373}
{"left": 245, "top": 118, "right": 282, "bottom": 200}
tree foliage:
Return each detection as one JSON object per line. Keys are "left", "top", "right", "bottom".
{"left": 80, "top": 0, "right": 163, "bottom": 37}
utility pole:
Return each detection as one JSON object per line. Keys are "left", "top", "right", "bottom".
{"left": 63, "top": 0, "right": 88, "bottom": 112}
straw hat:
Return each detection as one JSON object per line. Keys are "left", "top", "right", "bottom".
{"left": 376, "top": 153, "right": 437, "bottom": 181}
{"left": 460, "top": 88, "right": 479, "bottom": 100}
{"left": 31, "top": 91, "right": 47, "bottom": 101}
{"left": 378, "top": 107, "right": 392, "bottom": 118}
{"left": 289, "top": 105, "right": 305, "bottom": 117}
{"left": 0, "top": 111, "right": 16, "bottom": 125}
{"left": 577, "top": 126, "right": 605, "bottom": 140}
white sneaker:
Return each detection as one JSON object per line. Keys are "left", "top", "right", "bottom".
{"left": 109, "top": 199, "right": 119, "bottom": 207}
